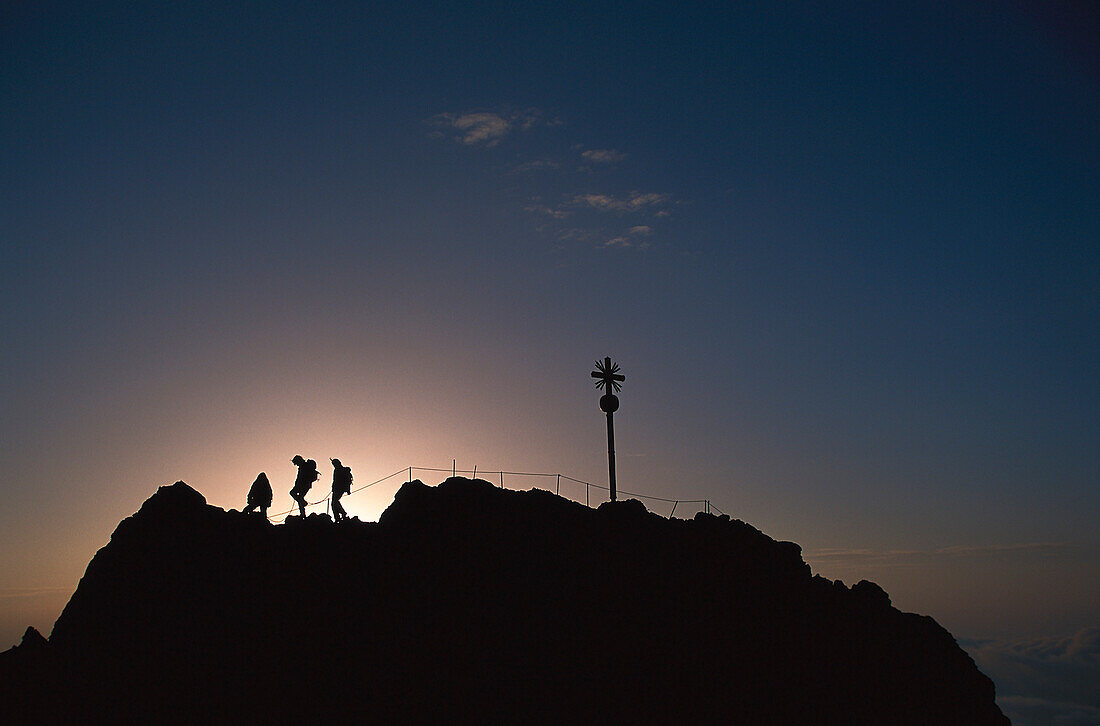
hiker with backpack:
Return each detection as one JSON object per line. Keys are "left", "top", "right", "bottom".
{"left": 290, "top": 455, "right": 320, "bottom": 517}
{"left": 330, "top": 458, "right": 353, "bottom": 522}
{"left": 243, "top": 472, "right": 273, "bottom": 517}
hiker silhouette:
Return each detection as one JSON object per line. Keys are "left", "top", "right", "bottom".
{"left": 290, "top": 455, "right": 319, "bottom": 517}
{"left": 243, "top": 472, "right": 273, "bottom": 517}
{"left": 330, "top": 458, "right": 353, "bottom": 522}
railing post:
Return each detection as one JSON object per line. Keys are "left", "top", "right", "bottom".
{"left": 556, "top": 473, "right": 560, "bottom": 495}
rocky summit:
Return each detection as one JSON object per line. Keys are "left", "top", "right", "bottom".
{"left": 1, "top": 478, "right": 1008, "bottom": 724}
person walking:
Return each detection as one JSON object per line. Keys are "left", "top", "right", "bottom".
{"left": 330, "top": 458, "right": 353, "bottom": 522}
{"left": 290, "top": 455, "right": 319, "bottom": 517}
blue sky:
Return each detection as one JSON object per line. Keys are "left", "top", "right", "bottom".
{"left": 2, "top": 3, "right": 1097, "bottom": 721}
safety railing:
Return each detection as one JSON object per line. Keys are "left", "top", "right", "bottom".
{"left": 267, "top": 464, "right": 725, "bottom": 523}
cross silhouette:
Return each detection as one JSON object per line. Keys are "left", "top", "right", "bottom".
{"left": 591, "top": 357, "right": 625, "bottom": 394}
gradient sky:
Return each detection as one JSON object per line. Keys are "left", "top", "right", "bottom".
{"left": 2, "top": 2, "right": 1097, "bottom": 713}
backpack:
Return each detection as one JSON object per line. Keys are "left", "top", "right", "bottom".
{"left": 334, "top": 465, "right": 353, "bottom": 496}
{"left": 294, "top": 461, "right": 319, "bottom": 493}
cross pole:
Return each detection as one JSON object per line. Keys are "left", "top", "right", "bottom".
{"left": 591, "top": 357, "right": 625, "bottom": 501}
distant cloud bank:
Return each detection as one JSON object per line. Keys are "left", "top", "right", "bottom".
{"left": 961, "top": 628, "right": 1100, "bottom": 726}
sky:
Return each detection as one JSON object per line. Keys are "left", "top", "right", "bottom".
{"left": 2, "top": 2, "right": 1097, "bottom": 722}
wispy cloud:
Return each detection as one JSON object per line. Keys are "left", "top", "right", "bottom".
{"left": 596, "top": 224, "right": 657, "bottom": 249}
{"left": 527, "top": 202, "right": 666, "bottom": 251}
{"left": 426, "top": 107, "right": 676, "bottom": 252}
{"left": 582, "top": 148, "right": 627, "bottom": 163}
{"left": 512, "top": 159, "right": 561, "bottom": 173}
{"left": 429, "top": 108, "right": 549, "bottom": 147}
{"left": 0, "top": 586, "right": 70, "bottom": 600}
{"left": 937, "top": 543, "right": 1077, "bottom": 556}
{"left": 556, "top": 227, "right": 601, "bottom": 243}
{"left": 524, "top": 203, "right": 571, "bottom": 219}
{"left": 805, "top": 542, "right": 1077, "bottom": 567}
{"left": 572, "top": 192, "right": 669, "bottom": 213}
{"left": 605, "top": 238, "right": 652, "bottom": 250}
{"left": 431, "top": 112, "right": 512, "bottom": 146}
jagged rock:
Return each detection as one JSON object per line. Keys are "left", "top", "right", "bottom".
{"left": 852, "top": 578, "right": 892, "bottom": 608}
{"left": 19, "top": 626, "right": 47, "bottom": 650}
{"left": 1, "top": 477, "right": 1008, "bottom": 725}
{"left": 0, "top": 626, "right": 48, "bottom": 662}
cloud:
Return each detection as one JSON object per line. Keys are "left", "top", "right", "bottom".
{"left": 0, "top": 587, "right": 70, "bottom": 600}
{"left": 429, "top": 108, "right": 554, "bottom": 147}
{"left": 960, "top": 628, "right": 1100, "bottom": 726}
{"left": 556, "top": 228, "right": 601, "bottom": 243}
{"left": 597, "top": 225, "right": 655, "bottom": 250}
{"left": 602, "top": 234, "right": 653, "bottom": 250}
{"left": 582, "top": 148, "right": 627, "bottom": 163}
{"left": 426, "top": 108, "right": 675, "bottom": 250}
{"left": 512, "top": 159, "right": 561, "bottom": 173}
{"left": 533, "top": 206, "right": 661, "bottom": 251}
{"left": 572, "top": 191, "right": 669, "bottom": 213}
{"left": 437, "top": 112, "right": 512, "bottom": 145}
{"left": 805, "top": 542, "right": 1077, "bottom": 566}
{"left": 515, "top": 108, "right": 550, "bottom": 129}
{"left": 524, "top": 203, "right": 571, "bottom": 219}
{"left": 937, "top": 543, "right": 1078, "bottom": 556}
{"left": 995, "top": 696, "right": 1100, "bottom": 726}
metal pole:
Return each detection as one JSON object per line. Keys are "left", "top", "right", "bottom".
{"left": 606, "top": 411, "right": 617, "bottom": 501}
{"left": 408, "top": 466, "right": 412, "bottom": 483}
{"left": 556, "top": 474, "right": 560, "bottom": 495}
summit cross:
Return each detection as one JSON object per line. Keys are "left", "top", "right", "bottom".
{"left": 591, "top": 357, "right": 625, "bottom": 501}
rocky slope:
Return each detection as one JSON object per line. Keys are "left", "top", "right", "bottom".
{"left": 1, "top": 478, "right": 1008, "bottom": 724}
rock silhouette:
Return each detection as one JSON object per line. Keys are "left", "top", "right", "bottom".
{"left": 0, "top": 478, "right": 1008, "bottom": 724}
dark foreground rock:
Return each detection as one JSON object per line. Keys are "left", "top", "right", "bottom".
{"left": 1, "top": 478, "right": 1008, "bottom": 724}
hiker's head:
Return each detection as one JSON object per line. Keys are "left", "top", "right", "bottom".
{"left": 306, "top": 459, "right": 317, "bottom": 468}
{"left": 331, "top": 458, "right": 342, "bottom": 467}
{"left": 291, "top": 455, "right": 305, "bottom": 466}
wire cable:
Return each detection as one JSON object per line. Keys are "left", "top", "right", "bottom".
{"left": 264, "top": 464, "right": 727, "bottom": 522}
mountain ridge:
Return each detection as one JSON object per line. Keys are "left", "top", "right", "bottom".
{"left": 2, "top": 478, "right": 1009, "bottom": 724}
